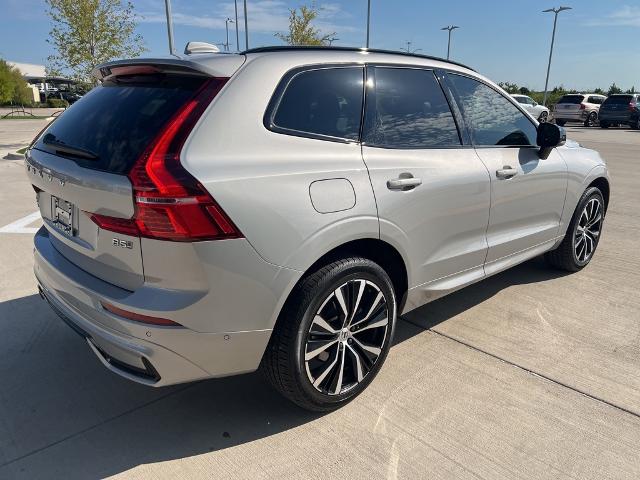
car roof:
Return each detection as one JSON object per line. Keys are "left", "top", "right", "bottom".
{"left": 241, "top": 46, "right": 476, "bottom": 72}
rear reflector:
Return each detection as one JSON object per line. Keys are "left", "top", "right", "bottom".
{"left": 88, "top": 77, "right": 243, "bottom": 242}
{"left": 101, "top": 301, "right": 182, "bottom": 327}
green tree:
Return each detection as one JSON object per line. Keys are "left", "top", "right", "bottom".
{"left": 626, "top": 86, "right": 636, "bottom": 94}
{"left": 275, "top": 2, "right": 336, "bottom": 46}
{"left": 0, "top": 59, "right": 32, "bottom": 105}
{"left": 498, "top": 82, "right": 519, "bottom": 94}
{"left": 608, "top": 82, "right": 623, "bottom": 95}
{"left": 45, "top": 0, "right": 145, "bottom": 82}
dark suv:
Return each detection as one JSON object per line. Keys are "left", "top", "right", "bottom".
{"left": 599, "top": 94, "right": 640, "bottom": 129}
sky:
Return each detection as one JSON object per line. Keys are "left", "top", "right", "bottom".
{"left": 1, "top": 0, "right": 639, "bottom": 91}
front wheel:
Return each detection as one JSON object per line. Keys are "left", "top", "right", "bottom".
{"left": 545, "top": 187, "right": 605, "bottom": 272}
{"left": 600, "top": 121, "right": 610, "bottom": 129}
{"left": 556, "top": 119, "right": 566, "bottom": 126}
{"left": 261, "top": 257, "right": 397, "bottom": 411}
{"left": 538, "top": 111, "right": 549, "bottom": 123}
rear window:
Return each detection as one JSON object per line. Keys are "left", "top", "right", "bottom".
{"left": 557, "top": 95, "right": 585, "bottom": 104}
{"left": 33, "top": 74, "right": 210, "bottom": 174}
{"left": 603, "top": 95, "right": 633, "bottom": 105}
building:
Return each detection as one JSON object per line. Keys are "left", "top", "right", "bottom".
{"left": 8, "top": 61, "right": 79, "bottom": 103}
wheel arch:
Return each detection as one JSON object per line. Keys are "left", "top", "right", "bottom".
{"left": 587, "top": 176, "right": 610, "bottom": 212}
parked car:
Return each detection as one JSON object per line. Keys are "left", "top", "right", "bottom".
{"left": 60, "top": 91, "right": 83, "bottom": 105}
{"left": 511, "top": 94, "right": 550, "bottom": 122}
{"left": 26, "top": 46, "right": 610, "bottom": 411}
{"left": 553, "top": 93, "right": 607, "bottom": 127}
{"left": 599, "top": 93, "right": 640, "bottom": 129}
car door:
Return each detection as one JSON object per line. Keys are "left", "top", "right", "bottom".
{"left": 447, "top": 73, "right": 567, "bottom": 274}
{"left": 361, "top": 66, "right": 491, "bottom": 299}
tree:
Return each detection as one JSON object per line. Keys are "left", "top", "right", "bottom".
{"left": 498, "top": 82, "right": 519, "bottom": 94}
{"left": 45, "top": 0, "right": 145, "bottom": 82}
{"left": 0, "top": 60, "right": 32, "bottom": 105}
{"left": 607, "top": 82, "right": 623, "bottom": 95}
{"left": 275, "top": 2, "right": 336, "bottom": 46}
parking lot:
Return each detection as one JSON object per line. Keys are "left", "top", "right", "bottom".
{"left": 1, "top": 120, "right": 639, "bottom": 479}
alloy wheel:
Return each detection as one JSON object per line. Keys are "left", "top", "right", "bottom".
{"left": 304, "top": 279, "right": 389, "bottom": 396}
{"left": 574, "top": 198, "right": 603, "bottom": 264}
{"left": 539, "top": 111, "right": 549, "bottom": 123}
{"left": 586, "top": 112, "right": 598, "bottom": 127}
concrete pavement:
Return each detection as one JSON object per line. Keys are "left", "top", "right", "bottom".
{"left": 0, "top": 125, "right": 639, "bottom": 479}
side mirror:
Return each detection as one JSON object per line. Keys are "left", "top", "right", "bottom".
{"left": 532, "top": 101, "right": 538, "bottom": 107}
{"left": 537, "top": 122, "right": 566, "bottom": 159}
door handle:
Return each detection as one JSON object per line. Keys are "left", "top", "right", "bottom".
{"left": 387, "top": 174, "right": 422, "bottom": 191}
{"left": 496, "top": 166, "right": 518, "bottom": 179}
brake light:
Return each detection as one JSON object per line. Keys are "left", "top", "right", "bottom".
{"left": 630, "top": 102, "right": 637, "bottom": 112}
{"left": 89, "top": 77, "right": 243, "bottom": 242}
{"left": 579, "top": 104, "right": 586, "bottom": 110}
{"left": 101, "top": 301, "right": 182, "bottom": 327}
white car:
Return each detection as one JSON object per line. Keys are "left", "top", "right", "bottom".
{"left": 512, "top": 94, "right": 550, "bottom": 122}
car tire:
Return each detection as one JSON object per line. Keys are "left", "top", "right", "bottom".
{"left": 584, "top": 111, "right": 598, "bottom": 127}
{"left": 631, "top": 117, "right": 640, "bottom": 130}
{"left": 261, "top": 257, "right": 397, "bottom": 411}
{"left": 600, "top": 121, "right": 610, "bottom": 129}
{"left": 556, "top": 119, "right": 566, "bottom": 126}
{"left": 538, "top": 111, "right": 549, "bottom": 123}
{"left": 545, "top": 187, "right": 605, "bottom": 272}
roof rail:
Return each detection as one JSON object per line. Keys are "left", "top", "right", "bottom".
{"left": 240, "top": 45, "right": 475, "bottom": 72}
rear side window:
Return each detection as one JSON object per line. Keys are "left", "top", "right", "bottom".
{"left": 269, "top": 67, "right": 364, "bottom": 141}
{"left": 34, "top": 75, "right": 211, "bottom": 174}
{"left": 558, "top": 95, "right": 585, "bottom": 104}
{"left": 449, "top": 74, "right": 537, "bottom": 147}
{"left": 587, "top": 96, "right": 604, "bottom": 104}
{"left": 362, "top": 67, "right": 461, "bottom": 148}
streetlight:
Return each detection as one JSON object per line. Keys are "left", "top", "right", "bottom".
{"left": 366, "top": 0, "right": 371, "bottom": 48}
{"left": 225, "top": 17, "right": 234, "bottom": 52}
{"left": 234, "top": 0, "right": 240, "bottom": 52}
{"left": 244, "top": 0, "right": 249, "bottom": 50}
{"left": 542, "top": 6, "right": 572, "bottom": 106}
{"left": 440, "top": 25, "right": 459, "bottom": 60}
{"left": 400, "top": 41, "right": 421, "bottom": 54}
{"left": 164, "top": 0, "right": 176, "bottom": 55}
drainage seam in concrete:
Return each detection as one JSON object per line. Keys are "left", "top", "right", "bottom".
{"left": 0, "top": 383, "right": 197, "bottom": 469}
{"left": 400, "top": 318, "right": 640, "bottom": 420}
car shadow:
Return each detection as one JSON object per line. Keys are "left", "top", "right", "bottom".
{"left": 0, "top": 257, "right": 568, "bottom": 478}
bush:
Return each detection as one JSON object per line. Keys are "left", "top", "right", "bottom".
{"left": 0, "top": 59, "right": 33, "bottom": 105}
{"left": 46, "top": 98, "right": 69, "bottom": 108}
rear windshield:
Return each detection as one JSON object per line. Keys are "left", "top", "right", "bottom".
{"left": 557, "top": 95, "right": 585, "bottom": 104}
{"left": 603, "top": 95, "right": 633, "bottom": 105}
{"left": 33, "top": 74, "right": 208, "bottom": 174}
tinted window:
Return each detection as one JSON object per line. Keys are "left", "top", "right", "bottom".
{"left": 450, "top": 74, "right": 537, "bottom": 146}
{"left": 587, "top": 96, "right": 603, "bottom": 104}
{"left": 272, "top": 67, "right": 363, "bottom": 141}
{"left": 363, "top": 68, "right": 460, "bottom": 148}
{"left": 603, "top": 95, "right": 632, "bottom": 105}
{"left": 515, "top": 96, "right": 533, "bottom": 105}
{"left": 558, "top": 95, "right": 585, "bottom": 104}
{"left": 34, "top": 75, "right": 210, "bottom": 174}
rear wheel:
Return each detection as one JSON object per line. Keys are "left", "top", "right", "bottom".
{"left": 631, "top": 117, "right": 640, "bottom": 130}
{"left": 584, "top": 111, "right": 598, "bottom": 127}
{"left": 261, "top": 257, "right": 397, "bottom": 411}
{"left": 600, "top": 121, "right": 610, "bottom": 129}
{"left": 556, "top": 119, "right": 566, "bottom": 126}
{"left": 545, "top": 187, "right": 605, "bottom": 272}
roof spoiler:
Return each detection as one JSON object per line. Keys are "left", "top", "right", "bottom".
{"left": 93, "top": 55, "right": 245, "bottom": 82}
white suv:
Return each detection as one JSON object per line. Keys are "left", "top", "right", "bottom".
{"left": 511, "top": 94, "right": 550, "bottom": 122}
{"left": 553, "top": 93, "right": 607, "bottom": 127}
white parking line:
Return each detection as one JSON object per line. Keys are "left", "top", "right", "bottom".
{"left": 0, "top": 211, "right": 42, "bottom": 234}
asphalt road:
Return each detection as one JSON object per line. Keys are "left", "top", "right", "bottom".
{"left": 1, "top": 122, "right": 639, "bottom": 479}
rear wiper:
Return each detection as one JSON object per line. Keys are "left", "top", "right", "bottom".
{"left": 42, "top": 134, "right": 98, "bottom": 160}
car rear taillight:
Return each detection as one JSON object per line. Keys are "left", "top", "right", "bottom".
{"left": 89, "top": 77, "right": 242, "bottom": 242}
{"left": 630, "top": 102, "right": 637, "bottom": 112}
{"left": 579, "top": 104, "right": 586, "bottom": 110}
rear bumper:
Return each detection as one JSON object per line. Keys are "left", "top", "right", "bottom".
{"left": 554, "top": 111, "right": 589, "bottom": 121}
{"left": 599, "top": 112, "right": 632, "bottom": 123}
{"left": 34, "top": 227, "right": 301, "bottom": 387}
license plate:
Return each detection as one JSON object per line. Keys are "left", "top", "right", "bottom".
{"left": 51, "top": 196, "right": 75, "bottom": 236}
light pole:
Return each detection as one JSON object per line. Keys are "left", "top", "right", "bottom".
{"left": 225, "top": 17, "right": 234, "bottom": 52}
{"left": 542, "top": 6, "right": 572, "bottom": 106}
{"left": 234, "top": 0, "right": 240, "bottom": 52}
{"left": 366, "top": 0, "right": 371, "bottom": 48}
{"left": 401, "top": 41, "right": 421, "bottom": 54}
{"left": 164, "top": 0, "right": 176, "bottom": 55}
{"left": 440, "top": 25, "right": 459, "bottom": 60}
{"left": 244, "top": 0, "right": 249, "bottom": 50}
